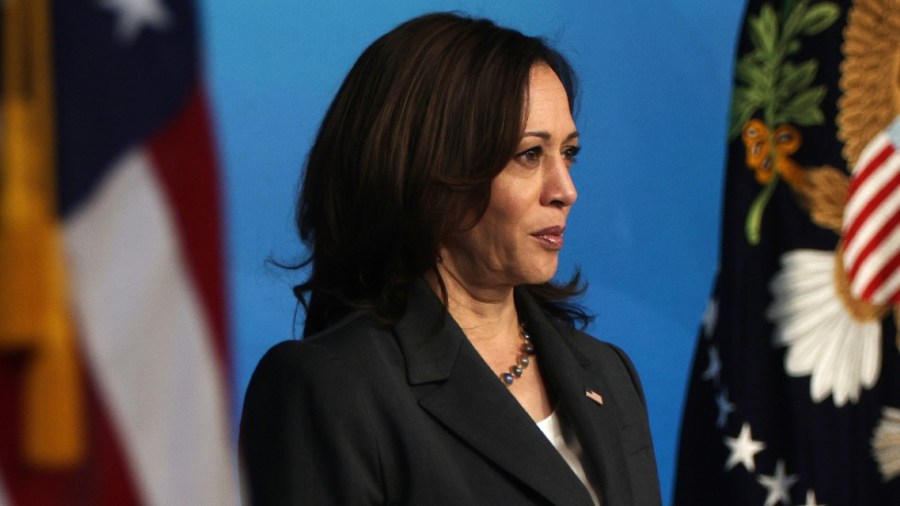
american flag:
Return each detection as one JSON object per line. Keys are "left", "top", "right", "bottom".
{"left": 0, "top": 0, "right": 237, "bottom": 503}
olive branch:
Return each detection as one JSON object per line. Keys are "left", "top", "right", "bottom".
{"left": 728, "top": 0, "right": 840, "bottom": 244}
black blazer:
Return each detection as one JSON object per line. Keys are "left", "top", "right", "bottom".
{"left": 241, "top": 283, "right": 661, "bottom": 505}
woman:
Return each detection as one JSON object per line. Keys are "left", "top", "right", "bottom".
{"left": 241, "top": 12, "right": 661, "bottom": 505}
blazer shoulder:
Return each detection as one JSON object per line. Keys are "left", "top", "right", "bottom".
{"left": 240, "top": 313, "right": 388, "bottom": 504}
{"left": 555, "top": 323, "right": 650, "bottom": 407}
{"left": 555, "top": 324, "right": 637, "bottom": 370}
{"left": 249, "top": 309, "right": 395, "bottom": 389}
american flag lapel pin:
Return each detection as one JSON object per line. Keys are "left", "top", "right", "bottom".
{"left": 585, "top": 389, "right": 604, "bottom": 406}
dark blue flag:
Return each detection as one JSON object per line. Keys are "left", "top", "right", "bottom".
{"left": 675, "top": 0, "right": 900, "bottom": 504}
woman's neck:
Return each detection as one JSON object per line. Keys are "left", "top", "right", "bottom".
{"left": 425, "top": 264, "right": 519, "bottom": 344}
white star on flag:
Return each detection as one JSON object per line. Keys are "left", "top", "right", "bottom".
{"left": 715, "top": 386, "right": 736, "bottom": 428}
{"left": 723, "top": 422, "right": 765, "bottom": 471}
{"left": 702, "top": 345, "right": 722, "bottom": 383}
{"left": 758, "top": 460, "right": 798, "bottom": 506}
{"left": 797, "top": 489, "right": 826, "bottom": 506}
{"left": 702, "top": 298, "right": 718, "bottom": 339}
{"left": 99, "top": 0, "right": 171, "bottom": 43}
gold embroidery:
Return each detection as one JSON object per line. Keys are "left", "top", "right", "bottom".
{"left": 837, "top": 0, "right": 900, "bottom": 168}
{"left": 799, "top": 166, "right": 848, "bottom": 233}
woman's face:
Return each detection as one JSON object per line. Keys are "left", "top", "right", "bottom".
{"left": 440, "top": 64, "right": 579, "bottom": 292}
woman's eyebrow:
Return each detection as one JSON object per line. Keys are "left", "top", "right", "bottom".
{"left": 522, "top": 130, "right": 580, "bottom": 142}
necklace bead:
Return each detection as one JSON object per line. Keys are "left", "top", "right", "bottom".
{"left": 500, "top": 323, "right": 531, "bottom": 387}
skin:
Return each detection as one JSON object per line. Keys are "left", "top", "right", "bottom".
{"left": 431, "top": 64, "right": 579, "bottom": 421}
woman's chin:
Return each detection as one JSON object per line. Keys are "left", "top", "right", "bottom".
{"left": 520, "top": 263, "right": 559, "bottom": 286}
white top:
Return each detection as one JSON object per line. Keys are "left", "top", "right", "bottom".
{"left": 537, "top": 409, "right": 601, "bottom": 506}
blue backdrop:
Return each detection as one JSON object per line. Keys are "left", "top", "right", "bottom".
{"left": 200, "top": 1, "right": 746, "bottom": 503}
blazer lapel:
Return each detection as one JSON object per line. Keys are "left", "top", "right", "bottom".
{"left": 516, "top": 289, "right": 634, "bottom": 506}
{"left": 395, "top": 282, "right": 594, "bottom": 506}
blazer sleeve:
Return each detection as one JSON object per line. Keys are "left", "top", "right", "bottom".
{"left": 239, "top": 340, "right": 384, "bottom": 505}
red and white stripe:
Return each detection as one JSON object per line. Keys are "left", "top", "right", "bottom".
{"left": 62, "top": 91, "right": 238, "bottom": 505}
{"left": 842, "top": 116, "right": 900, "bottom": 305}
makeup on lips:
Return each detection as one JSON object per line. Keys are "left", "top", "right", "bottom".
{"left": 531, "top": 226, "right": 564, "bottom": 249}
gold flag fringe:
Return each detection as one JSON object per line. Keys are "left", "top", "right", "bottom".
{"left": 0, "top": 0, "right": 85, "bottom": 467}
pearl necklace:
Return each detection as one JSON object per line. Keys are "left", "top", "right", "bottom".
{"left": 500, "top": 323, "right": 536, "bottom": 386}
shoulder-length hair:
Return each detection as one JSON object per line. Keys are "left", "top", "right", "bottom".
{"left": 294, "top": 12, "right": 589, "bottom": 336}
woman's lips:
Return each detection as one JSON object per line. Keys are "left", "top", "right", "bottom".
{"left": 531, "top": 226, "right": 565, "bottom": 250}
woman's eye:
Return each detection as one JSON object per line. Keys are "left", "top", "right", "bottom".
{"left": 564, "top": 145, "right": 581, "bottom": 163}
{"left": 517, "top": 146, "right": 543, "bottom": 164}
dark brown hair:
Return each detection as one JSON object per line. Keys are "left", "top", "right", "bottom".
{"left": 294, "top": 12, "right": 589, "bottom": 336}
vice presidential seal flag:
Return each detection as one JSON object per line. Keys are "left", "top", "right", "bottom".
{"left": 675, "top": 0, "right": 900, "bottom": 505}
{"left": 0, "top": 0, "right": 237, "bottom": 504}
